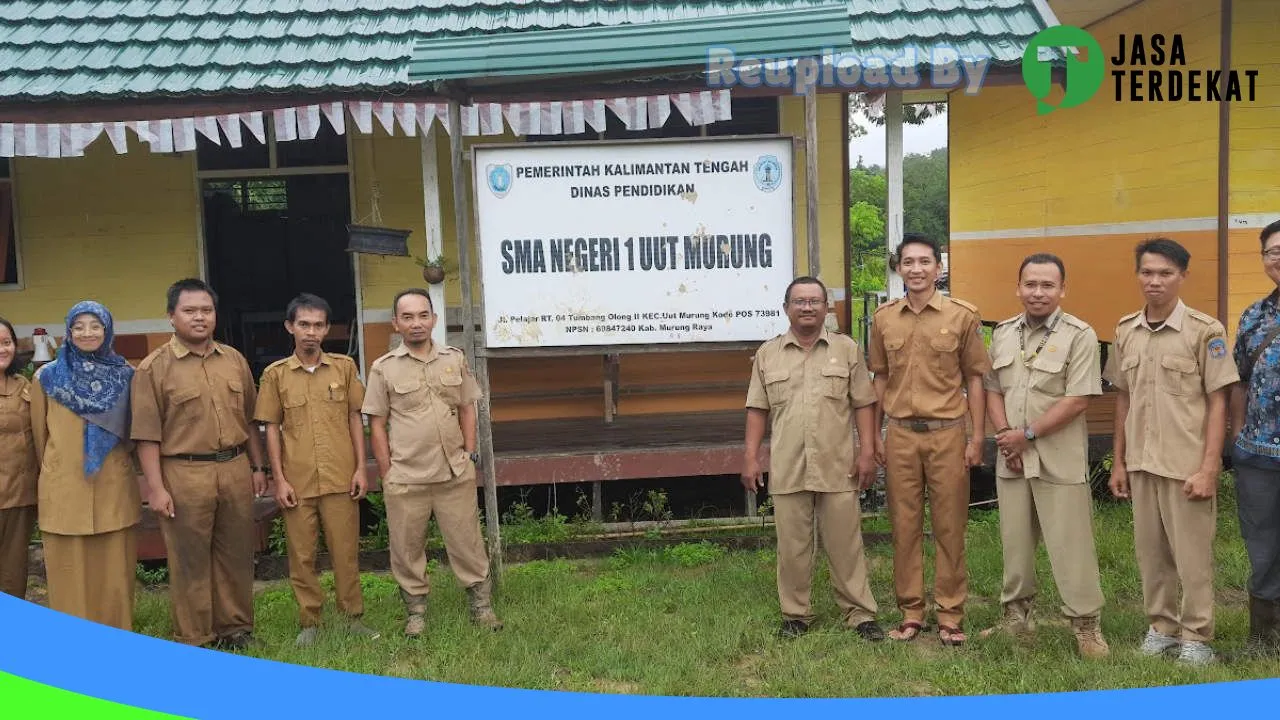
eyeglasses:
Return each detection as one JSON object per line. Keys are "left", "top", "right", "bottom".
{"left": 1263, "top": 247, "right": 1280, "bottom": 262}
{"left": 789, "top": 299, "right": 827, "bottom": 308}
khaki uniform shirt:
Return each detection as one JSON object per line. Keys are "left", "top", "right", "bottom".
{"left": 745, "top": 330, "right": 877, "bottom": 494}
{"left": 1103, "top": 301, "right": 1240, "bottom": 480}
{"left": 361, "top": 343, "right": 481, "bottom": 485}
{"left": 868, "top": 291, "right": 991, "bottom": 420}
{"left": 0, "top": 375, "right": 37, "bottom": 510}
{"left": 254, "top": 353, "right": 365, "bottom": 499}
{"left": 984, "top": 308, "right": 1101, "bottom": 484}
{"left": 131, "top": 336, "right": 259, "bottom": 455}
{"left": 30, "top": 371, "right": 141, "bottom": 535}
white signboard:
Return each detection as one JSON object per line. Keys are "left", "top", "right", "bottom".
{"left": 474, "top": 137, "right": 795, "bottom": 348}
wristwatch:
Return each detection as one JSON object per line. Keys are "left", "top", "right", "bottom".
{"left": 469, "top": 452, "right": 480, "bottom": 465}
{"left": 1023, "top": 427, "right": 1037, "bottom": 442}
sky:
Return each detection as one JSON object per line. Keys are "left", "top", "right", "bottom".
{"left": 846, "top": 108, "right": 949, "bottom": 167}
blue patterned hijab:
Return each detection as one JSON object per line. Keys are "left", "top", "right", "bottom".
{"left": 38, "top": 301, "right": 134, "bottom": 477}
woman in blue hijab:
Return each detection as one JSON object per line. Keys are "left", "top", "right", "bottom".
{"left": 30, "top": 301, "right": 142, "bottom": 630}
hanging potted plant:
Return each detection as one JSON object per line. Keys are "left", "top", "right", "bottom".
{"left": 414, "top": 253, "right": 449, "bottom": 285}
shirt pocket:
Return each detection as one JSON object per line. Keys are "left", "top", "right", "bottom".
{"left": 763, "top": 369, "right": 792, "bottom": 406}
{"left": 0, "top": 395, "right": 27, "bottom": 433}
{"left": 929, "top": 332, "right": 960, "bottom": 375}
{"left": 1158, "top": 354, "right": 1199, "bottom": 396}
{"left": 390, "top": 376, "right": 425, "bottom": 412}
{"left": 820, "top": 363, "right": 850, "bottom": 400}
{"left": 167, "top": 385, "right": 203, "bottom": 427}
{"left": 281, "top": 391, "right": 309, "bottom": 432}
{"left": 1119, "top": 354, "right": 1141, "bottom": 389}
{"left": 883, "top": 336, "right": 907, "bottom": 370}
{"left": 437, "top": 370, "right": 464, "bottom": 406}
{"left": 990, "top": 354, "right": 1016, "bottom": 390}
{"left": 1029, "top": 353, "right": 1067, "bottom": 395}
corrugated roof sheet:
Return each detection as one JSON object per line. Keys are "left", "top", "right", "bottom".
{"left": 408, "top": 4, "right": 856, "bottom": 82}
{"left": 0, "top": 0, "right": 1054, "bottom": 102}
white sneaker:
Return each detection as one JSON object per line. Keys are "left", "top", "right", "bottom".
{"left": 1139, "top": 627, "right": 1181, "bottom": 656}
{"left": 1176, "top": 640, "right": 1215, "bottom": 666}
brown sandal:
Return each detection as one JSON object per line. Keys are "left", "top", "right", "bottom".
{"left": 889, "top": 621, "right": 925, "bottom": 642}
{"left": 938, "top": 625, "right": 967, "bottom": 647}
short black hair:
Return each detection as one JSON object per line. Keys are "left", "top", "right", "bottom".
{"left": 784, "top": 276, "right": 828, "bottom": 304}
{"left": 0, "top": 316, "right": 18, "bottom": 377}
{"left": 895, "top": 232, "right": 943, "bottom": 264}
{"left": 1261, "top": 219, "right": 1280, "bottom": 250}
{"left": 1134, "top": 237, "right": 1190, "bottom": 272}
{"left": 1018, "top": 253, "right": 1066, "bottom": 283}
{"left": 393, "top": 288, "right": 434, "bottom": 315}
{"left": 166, "top": 278, "right": 219, "bottom": 314}
{"left": 286, "top": 293, "right": 332, "bottom": 323}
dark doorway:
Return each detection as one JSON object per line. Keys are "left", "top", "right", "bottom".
{"left": 201, "top": 174, "right": 356, "bottom": 379}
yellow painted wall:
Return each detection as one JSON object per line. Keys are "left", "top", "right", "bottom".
{"left": 780, "top": 93, "right": 847, "bottom": 294}
{"left": 4, "top": 133, "right": 198, "bottom": 324}
{"left": 1227, "top": 0, "right": 1280, "bottom": 327}
{"left": 950, "top": 0, "right": 1222, "bottom": 337}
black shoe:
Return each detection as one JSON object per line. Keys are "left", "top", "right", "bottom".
{"left": 778, "top": 619, "right": 809, "bottom": 638}
{"left": 853, "top": 620, "right": 886, "bottom": 642}
{"left": 217, "top": 631, "right": 254, "bottom": 651}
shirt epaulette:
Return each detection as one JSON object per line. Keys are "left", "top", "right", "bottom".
{"left": 995, "top": 314, "right": 1022, "bottom": 328}
{"left": 1117, "top": 310, "right": 1142, "bottom": 327}
{"left": 873, "top": 298, "right": 902, "bottom": 316}
{"left": 136, "top": 345, "right": 166, "bottom": 372}
{"left": 947, "top": 296, "right": 980, "bottom": 314}
{"left": 1061, "top": 312, "right": 1092, "bottom": 331}
{"left": 1185, "top": 308, "right": 1219, "bottom": 326}
{"left": 263, "top": 357, "right": 290, "bottom": 373}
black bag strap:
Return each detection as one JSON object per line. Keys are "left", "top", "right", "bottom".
{"left": 1242, "top": 323, "right": 1280, "bottom": 383}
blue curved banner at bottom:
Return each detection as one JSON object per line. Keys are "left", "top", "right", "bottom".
{"left": 1, "top": 593, "right": 1276, "bottom": 719}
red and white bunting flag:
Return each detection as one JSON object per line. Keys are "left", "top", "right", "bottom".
{"left": 297, "top": 105, "right": 322, "bottom": 140}
{"left": 479, "top": 104, "right": 504, "bottom": 135}
{"left": 372, "top": 102, "right": 396, "bottom": 135}
{"left": 321, "top": 102, "right": 345, "bottom": 136}
{"left": 194, "top": 116, "right": 221, "bottom": 145}
{"left": 349, "top": 101, "right": 373, "bottom": 135}
{"left": 217, "top": 114, "right": 243, "bottom": 148}
{"left": 243, "top": 112, "right": 267, "bottom": 144}
{"left": 104, "top": 123, "right": 128, "bottom": 153}
{"left": 393, "top": 103, "right": 417, "bottom": 137}
{"left": 273, "top": 107, "right": 298, "bottom": 142}
{"left": 173, "top": 118, "right": 197, "bottom": 152}
{"left": 0, "top": 124, "right": 14, "bottom": 157}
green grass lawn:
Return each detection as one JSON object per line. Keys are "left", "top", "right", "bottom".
{"left": 129, "top": 475, "right": 1277, "bottom": 697}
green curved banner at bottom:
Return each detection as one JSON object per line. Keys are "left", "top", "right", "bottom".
{"left": 0, "top": 671, "right": 190, "bottom": 719}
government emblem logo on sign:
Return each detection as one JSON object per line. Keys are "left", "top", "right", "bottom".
{"left": 486, "top": 164, "right": 513, "bottom": 198}
{"left": 753, "top": 155, "right": 782, "bottom": 193}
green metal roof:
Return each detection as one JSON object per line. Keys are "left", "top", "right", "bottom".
{"left": 408, "top": 4, "right": 853, "bottom": 83}
{"left": 0, "top": 1, "right": 1055, "bottom": 103}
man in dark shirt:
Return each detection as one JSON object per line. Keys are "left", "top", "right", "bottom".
{"left": 1229, "top": 218, "right": 1280, "bottom": 656}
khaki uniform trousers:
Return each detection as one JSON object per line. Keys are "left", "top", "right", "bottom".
{"left": 773, "top": 490, "right": 878, "bottom": 626}
{"left": 995, "top": 476, "right": 1105, "bottom": 618}
{"left": 885, "top": 422, "right": 969, "bottom": 627}
{"left": 385, "top": 465, "right": 489, "bottom": 611}
{"left": 43, "top": 527, "right": 138, "bottom": 630}
{"left": 0, "top": 505, "right": 35, "bottom": 599}
{"left": 283, "top": 492, "right": 364, "bottom": 627}
{"left": 159, "top": 455, "right": 255, "bottom": 646}
{"left": 1130, "top": 470, "right": 1217, "bottom": 642}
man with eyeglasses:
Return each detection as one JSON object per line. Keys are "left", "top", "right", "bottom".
{"left": 743, "top": 276, "right": 884, "bottom": 641}
{"left": 1229, "top": 218, "right": 1280, "bottom": 656}
{"left": 867, "top": 233, "right": 990, "bottom": 647}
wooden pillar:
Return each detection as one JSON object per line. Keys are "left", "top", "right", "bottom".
{"left": 804, "top": 86, "right": 821, "bottom": 277}
{"left": 884, "top": 90, "right": 905, "bottom": 299}
{"left": 447, "top": 98, "right": 503, "bottom": 575}
{"left": 419, "top": 126, "right": 448, "bottom": 348}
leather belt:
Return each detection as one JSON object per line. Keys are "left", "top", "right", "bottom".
{"left": 887, "top": 417, "right": 966, "bottom": 433}
{"left": 164, "top": 445, "right": 246, "bottom": 463}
